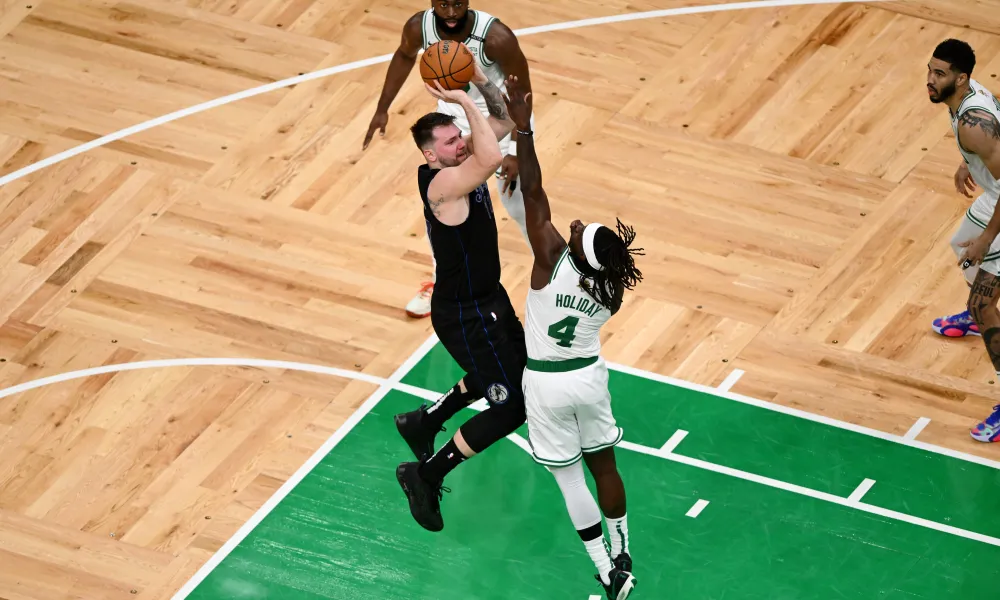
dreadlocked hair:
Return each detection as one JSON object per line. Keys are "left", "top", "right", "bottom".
{"left": 580, "top": 218, "right": 645, "bottom": 311}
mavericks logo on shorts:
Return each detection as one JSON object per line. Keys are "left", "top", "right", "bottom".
{"left": 486, "top": 383, "right": 509, "bottom": 404}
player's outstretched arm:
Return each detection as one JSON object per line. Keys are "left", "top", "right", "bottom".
{"left": 425, "top": 84, "right": 504, "bottom": 226}
{"left": 486, "top": 21, "right": 533, "bottom": 194}
{"left": 957, "top": 109, "right": 1000, "bottom": 266}
{"left": 469, "top": 64, "right": 514, "bottom": 141}
{"left": 506, "top": 78, "right": 565, "bottom": 289}
{"left": 363, "top": 13, "right": 422, "bottom": 150}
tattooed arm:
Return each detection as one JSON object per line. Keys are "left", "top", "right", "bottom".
{"left": 470, "top": 63, "right": 515, "bottom": 142}
{"left": 958, "top": 109, "right": 1000, "bottom": 177}
{"left": 957, "top": 109, "right": 1000, "bottom": 266}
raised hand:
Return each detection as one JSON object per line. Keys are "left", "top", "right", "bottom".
{"left": 504, "top": 75, "right": 532, "bottom": 130}
{"left": 425, "top": 80, "right": 470, "bottom": 104}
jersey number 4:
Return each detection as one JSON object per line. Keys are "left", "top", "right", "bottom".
{"left": 547, "top": 316, "right": 579, "bottom": 348}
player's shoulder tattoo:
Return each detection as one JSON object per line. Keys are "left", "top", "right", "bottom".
{"left": 959, "top": 108, "right": 1000, "bottom": 141}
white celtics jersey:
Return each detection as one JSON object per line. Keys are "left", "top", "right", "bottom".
{"left": 952, "top": 79, "right": 1000, "bottom": 223}
{"left": 421, "top": 10, "right": 508, "bottom": 128}
{"left": 525, "top": 247, "right": 612, "bottom": 362}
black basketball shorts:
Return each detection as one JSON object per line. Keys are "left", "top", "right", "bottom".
{"left": 431, "top": 285, "right": 527, "bottom": 408}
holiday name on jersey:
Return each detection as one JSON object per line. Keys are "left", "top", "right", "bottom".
{"left": 555, "top": 293, "right": 603, "bottom": 318}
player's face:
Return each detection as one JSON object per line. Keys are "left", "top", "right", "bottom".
{"left": 927, "top": 58, "right": 962, "bottom": 104}
{"left": 430, "top": 124, "right": 469, "bottom": 167}
{"left": 433, "top": 0, "right": 469, "bottom": 35}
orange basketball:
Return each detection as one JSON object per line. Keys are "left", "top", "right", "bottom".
{"left": 419, "top": 40, "right": 476, "bottom": 91}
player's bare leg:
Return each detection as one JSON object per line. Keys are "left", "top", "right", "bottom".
{"left": 934, "top": 218, "right": 984, "bottom": 337}
{"left": 967, "top": 270, "right": 1000, "bottom": 441}
{"left": 584, "top": 448, "right": 631, "bottom": 571}
{"left": 549, "top": 454, "right": 635, "bottom": 600}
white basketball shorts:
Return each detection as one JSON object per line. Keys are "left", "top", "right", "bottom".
{"left": 522, "top": 356, "right": 623, "bottom": 467}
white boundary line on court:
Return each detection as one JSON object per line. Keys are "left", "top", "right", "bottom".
{"left": 618, "top": 438, "right": 1000, "bottom": 547}
{"left": 904, "top": 417, "right": 932, "bottom": 441}
{"left": 686, "top": 499, "right": 711, "bottom": 518}
{"left": 716, "top": 369, "right": 745, "bottom": 393}
{"left": 660, "top": 429, "right": 689, "bottom": 453}
{"left": 169, "top": 334, "right": 441, "bottom": 599}
{"left": 848, "top": 478, "right": 877, "bottom": 503}
{"left": 1, "top": 338, "right": 998, "bottom": 583}
{"left": 0, "top": 0, "right": 884, "bottom": 189}
{"left": 607, "top": 361, "right": 1000, "bottom": 471}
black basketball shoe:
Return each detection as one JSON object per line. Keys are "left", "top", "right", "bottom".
{"left": 597, "top": 568, "right": 636, "bottom": 600}
{"left": 613, "top": 552, "right": 632, "bottom": 573}
{"left": 394, "top": 406, "right": 443, "bottom": 461}
{"left": 396, "top": 461, "right": 447, "bottom": 532}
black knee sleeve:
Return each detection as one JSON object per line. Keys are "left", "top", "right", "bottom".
{"left": 458, "top": 400, "right": 526, "bottom": 454}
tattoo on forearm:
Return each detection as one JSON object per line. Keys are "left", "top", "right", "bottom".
{"left": 959, "top": 109, "right": 1000, "bottom": 140}
{"left": 474, "top": 80, "right": 509, "bottom": 120}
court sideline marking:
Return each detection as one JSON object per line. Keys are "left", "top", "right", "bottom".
{"left": 686, "top": 499, "right": 711, "bottom": 518}
{"left": 1, "top": 334, "right": 999, "bottom": 597}
{"left": 0, "top": 0, "right": 884, "bottom": 189}
{"left": 168, "top": 334, "right": 442, "bottom": 599}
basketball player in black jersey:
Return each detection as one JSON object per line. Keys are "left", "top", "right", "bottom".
{"left": 394, "top": 66, "right": 528, "bottom": 532}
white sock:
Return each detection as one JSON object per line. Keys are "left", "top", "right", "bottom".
{"left": 607, "top": 514, "right": 629, "bottom": 557}
{"left": 584, "top": 536, "right": 614, "bottom": 585}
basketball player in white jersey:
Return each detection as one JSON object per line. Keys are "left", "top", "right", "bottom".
{"left": 928, "top": 39, "right": 1000, "bottom": 442}
{"left": 362, "top": 0, "right": 536, "bottom": 319}
{"left": 506, "top": 80, "right": 641, "bottom": 600}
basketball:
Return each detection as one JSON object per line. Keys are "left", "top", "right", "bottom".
{"left": 420, "top": 40, "right": 476, "bottom": 91}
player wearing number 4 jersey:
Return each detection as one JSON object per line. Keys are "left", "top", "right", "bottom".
{"left": 506, "top": 82, "right": 643, "bottom": 600}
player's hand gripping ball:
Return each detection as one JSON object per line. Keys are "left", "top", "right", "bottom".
{"left": 420, "top": 40, "right": 476, "bottom": 91}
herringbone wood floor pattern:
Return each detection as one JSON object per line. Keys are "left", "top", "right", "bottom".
{"left": 1, "top": 0, "right": 998, "bottom": 597}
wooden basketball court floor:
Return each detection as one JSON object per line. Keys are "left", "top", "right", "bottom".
{"left": 3, "top": 0, "right": 1000, "bottom": 597}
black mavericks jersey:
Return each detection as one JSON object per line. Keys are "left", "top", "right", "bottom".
{"left": 418, "top": 164, "right": 502, "bottom": 304}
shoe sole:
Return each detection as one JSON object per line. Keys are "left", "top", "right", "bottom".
{"left": 405, "top": 309, "right": 431, "bottom": 318}
{"left": 932, "top": 324, "right": 981, "bottom": 337}
{"left": 615, "top": 574, "right": 636, "bottom": 600}
{"left": 970, "top": 430, "right": 1000, "bottom": 443}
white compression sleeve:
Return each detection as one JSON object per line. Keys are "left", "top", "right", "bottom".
{"left": 548, "top": 461, "right": 602, "bottom": 531}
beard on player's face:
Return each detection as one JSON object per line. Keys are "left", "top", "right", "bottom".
{"left": 434, "top": 11, "right": 468, "bottom": 35}
{"left": 434, "top": 146, "right": 468, "bottom": 168}
{"left": 928, "top": 79, "right": 957, "bottom": 104}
